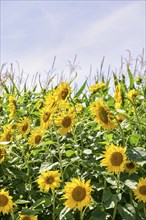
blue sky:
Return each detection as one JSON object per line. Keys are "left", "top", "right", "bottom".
{"left": 1, "top": 0, "right": 146, "bottom": 87}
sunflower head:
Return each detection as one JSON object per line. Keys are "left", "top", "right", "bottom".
{"left": 0, "top": 189, "right": 13, "bottom": 215}
{"left": 0, "top": 125, "right": 13, "bottom": 142}
{"left": 90, "top": 100, "right": 116, "bottom": 130}
{"left": 19, "top": 214, "right": 38, "bottom": 220}
{"left": 55, "top": 82, "right": 71, "bottom": 101}
{"left": 40, "top": 107, "right": 55, "bottom": 130}
{"left": 101, "top": 144, "right": 127, "bottom": 174}
{"left": 127, "top": 89, "right": 138, "bottom": 102}
{"left": 114, "top": 84, "right": 123, "bottom": 109}
{"left": 36, "top": 170, "right": 61, "bottom": 192}
{"left": 18, "top": 117, "right": 31, "bottom": 136}
{"left": 28, "top": 129, "right": 44, "bottom": 147}
{"left": 89, "top": 82, "right": 105, "bottom": 94}
{"left": 133, "top": 177, "right": 146, "bottom": 203}
{"left": 54, "top": 110, "right": 75, "bottom": 135}
{"left": 63, "top": 177, "right": 93, "bottom": 211}
{"left": 124, "top": 160, "right": 137, "bottom": 175}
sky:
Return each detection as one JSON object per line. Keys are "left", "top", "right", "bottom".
{"left": 1, "top": 0, "right": 146, "bottom": 88}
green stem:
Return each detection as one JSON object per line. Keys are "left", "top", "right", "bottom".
{"left": 114, "top": 115, "right": 125, "bottom": 147}
{"left": 112, "top": 174, "right": 120, "bottom": 220}
{"left": 72, "top": 130, "right": 80, "bottom": 168}
{"left": 133, "top": 102, "right": 142, "bottom": 134}
{"left": 80, "top": 209, "right": 84, "bottom": 220}
{"left": 10, "top": 210, "right": 15, "bottom": 220}
{"left": 56, "top": 134, "right": 64, "bottom": 182}
{"left": 52, "top": 190, "right": 56, "bottom": 220}
{"left": 129, "top": 189, "right": 133, "bottom": 205}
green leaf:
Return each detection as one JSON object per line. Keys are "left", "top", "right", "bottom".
{"left": 83, "top": 149, "right": 92, "bottom": 155}
{"left": 59, "top": 207, "right": 70, "bottom": 220}
{"left": 124, "top": 179, "right": 137, "bottom": 189}
{"left": 118, "top": 204, "right": 136, "bottom": 220}
{"left": 127, "top": 68, "right": 134, "bottom": 89}
{"left": 15, "top": 199, "right": 30, "bottom": 205}
{"left": 66, "top": 150, "right": 75, "bottom": 157}
{"left": 74, "top": 80, "right": 87, "bottom": 98}
{"left": 129, "top": 133, "right": 140, "bottom": 146}
{"left": 102, "top": 190, "right": 121, "bottom": 209}
{"left": 21, "top": 208, "right": 40, "bottom": 215}
{"left": 89, "top": 206, "right": 110, "bottom": 220}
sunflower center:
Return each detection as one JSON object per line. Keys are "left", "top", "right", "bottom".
{"left": 6, "top": 132, "right": 12, "bottom": 141}
{"left": 98, "top": 107, "right": 108, "bottom": 124}
{"left": 43, "top": 112, "right": 50, "bottom": 122}
{"left": 110, "top": 152, "right": 123, "bottom": 166}
{"left": 0, "top": 194, "right": 8, "bottom": 207}
{"left": 45, "top": 176, "right": 54, "bottom": 184}
{"left": 22, "top": 124, "right": 28, "bottom": 132}
{"left": 62, "top": 116, "right": 71, "bottom": 128}
{"left": 126, "top": 162, "right": 135, "bottom": 169}
{"left": 61, "top": 88, "right": 68, "bottom": 100}
{"left": 72, "top": 186, "right": 86, "bottom": 201}
{"left": 35, "top": 135, "right": 42, "bottom": 144}
{"left": 139, "top": 185, "right": 146, "bottom": 195}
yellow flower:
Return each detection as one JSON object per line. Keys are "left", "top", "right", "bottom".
{"left": 124, "top": 160, "right": 137, "bottom": 175}
{"left": 36, "top": 170, "right": 61, "bottom": 192}
{"left": 75, "top": 103, "right": 83, "bottom": 113}
{"left": 89, "top": 82, "right": 105, "bottom": 94}
{"left": 36, "top": 99, "right": 43, "bottom": 110}
{"left": 90, "top": 100, "right": 116, "bottom": 130}
{"left": 0, "top": 189, "right": 13, "bottom": 215}
{"left": 54, "top": 110, "right": 75, "bottom": 135}
{"left": 28, "top": 128, "right": 43, "bottom": 147}
{"left": 0, "top": 146, "right": 5, "bottom": 164}
{"left": 18, "top": 117, "right": 31, "bottom": 136}
{"left": 19, "top": 214, "right": 38, "bottom": 220}
{"left": 127, "top": 89, "right": 138, "bottom": 103}
{"left": 133, "top": 177, "right": 146, "bottom": 203}
{"left": 44, "top": 92, "right": 57, "bottom": 109}
{"left": 63, "top": 177, "right": 92, "bottom": 211}
{"left": 8, "top": 95, "right": 16, "bottom": 118}
{"left": 101, "top": 144, "right": 127, "bottom": 174}
{"left": 0, "top": 125, "right": 13, "bottom": 142}
{"left": 114, "top": 84, "right": 122, "bottom": 109}
{"left": 55, "top": 81, "right": 71, "bottom": 101}
{"left": 40, "top": 106, "right": 54, "bottom": 130}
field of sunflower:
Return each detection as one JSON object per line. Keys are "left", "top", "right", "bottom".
{"left": 0, "top": 64, "right": 146, "bottom": 220}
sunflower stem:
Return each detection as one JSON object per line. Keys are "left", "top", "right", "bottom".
{"left": 10, "top": 210, "right": 15, "bottom": 220}
{"left": 129, "top": 189, "right": 133, "bottom": 205}
{"left": 52, "top": 190, "right": 56, "bottom": 220}
{"left": 112, "top": 174, "right": 120, "bottom": 220}
{"left": 80, "top": 209, "right": 84, "bottom": 220}
{"left": 56, "top": 134, "right": 64, "bottom": 182}
{"left": 114, "top": 115, "right": 125, "bottom": 147}
{"left": 72, "top": 130, "right": 80, "bottom": 169}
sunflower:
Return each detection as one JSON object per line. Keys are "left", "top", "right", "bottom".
{"left": 89, "top": 82, "right": 105, "bottom": 94}
{"left": 55, "top": 81, "right": 71, "bottom": 101}
{"left": 114, "top": 84, "right": 123, "bottom": 109}
{"left": 8, "top": 95, "right": 16, "bottom": 118}
{"left": 116, "top": 113, "right": 125, "bottom": 123}
{"left": 19, "top": 214, "right": 38, "bottom": 220}
{"left": 124, "top": 160, "right": 137, "bottom": 175}
{"left": 133, "top": 177, "right": 146, "bottom": 202}
{"left": 28, "top": 128, "right": 44, "bottom": 147}
{"left": 44, "top": 92, "right": 58, "bottom": 109}
{"left": 101, "top": 144, "right": 127, "bottom": 174}
{"left": 36, "top": 170, "right": 61, "bottom": 192}
{"left": 0, "top": 125, "right": 13, "bottom": 142}
{"left": 0, "top": 146, "right": 5, "bottom": 164}
{"left": 127, "top": 89, "right": 138, "bottom": 103}
{"left": 54, "top": 110, "right": 75, "bottom": 135}
{"left": 90, "top": 100, "right": 116, "bottom": 130}
{"left": 0, "top": 189, "right": 13, "bottom": 215}
{"left": 18, "top": 117, "right": 31, "bottom": 136}
{"left": 63, "top": 177, "right": 92, "bottom": 211}
{"left": 40, "top": 106, "right": 55, "bottom": 130}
